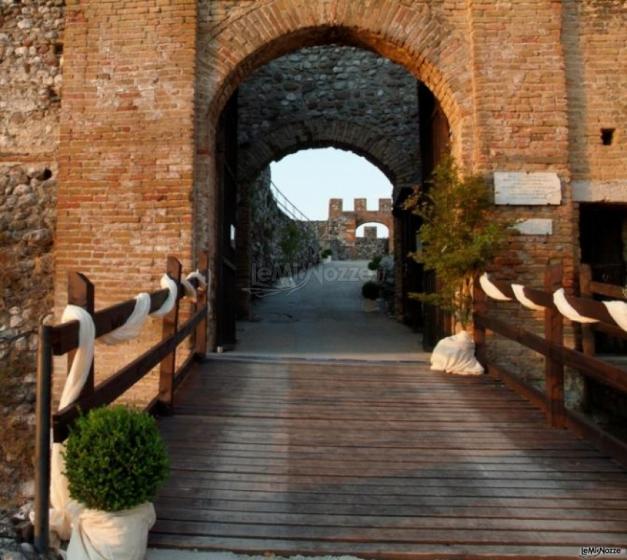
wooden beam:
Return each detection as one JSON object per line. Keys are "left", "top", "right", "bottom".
{"left": 589, "top": 280, "right": 626, "bottom": 300}
{"left": 472, "top": 275, "right": 487, "bottom": 371}
{"left": 67, "top": 272, "right": 95, "bottom": 399}
{"left": 53, "top": 306, "right": 206, "bottom": 442}
{"left": 475, "top": 314, "right": 627, "bottom": 394}
{"left": 579, "top": 264, "right": 594, "bottom": 410}
{"left": 544, "top": 261, "right": 564, "bottom": 428}
{"left": 50, "top": 276, "right": 205, "bottom": 356}
{"left": 158, "top": 256, "right": 182, "bottom": 413}
{"left": 195, "top": 250, "right": 209, "bottom": 359}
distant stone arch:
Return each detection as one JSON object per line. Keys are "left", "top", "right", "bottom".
{"left": 318, "top": 197, "right": 395, "bottom": 260}
{"left": 356, "top": 222, "right": 391, "bottom": 239}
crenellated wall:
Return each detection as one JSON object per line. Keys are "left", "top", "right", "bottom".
{"left": 316, "top": 198, "right": 393, "bottom": 261}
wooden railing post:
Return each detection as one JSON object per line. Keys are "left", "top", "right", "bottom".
{"left": 194, "top": 250, "right": 209, "bottom": 359}
{"left": 158, "top": 256, "right": 182, "bottom": 412}
{"left": 67, "top": 272, "right": 95, "bottom": 399}
{"left": 544, "top": 260, "right": 565, "bottom": 428}
{"left": 578, "top": 264, "right": 594, "bottom": 410}
{"left": 33, "top": 323, "right": 53, "bottom": 554}
{"left": 473, "top": 274, "right": 488, "bottom": 372}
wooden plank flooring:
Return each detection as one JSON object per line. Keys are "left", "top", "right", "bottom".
{"left": 150, "top": 357, "right": 627, "bottom": 558}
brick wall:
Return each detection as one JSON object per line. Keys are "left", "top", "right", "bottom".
{"left": 248, "top": 167, "right": 320, "bottom": 298}
{"left": 54, "top": 1, "right": 197, "bottom": 398}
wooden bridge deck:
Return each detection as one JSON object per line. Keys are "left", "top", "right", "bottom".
{"left": 149, "top": 357, "right": 627, "bottom": 558}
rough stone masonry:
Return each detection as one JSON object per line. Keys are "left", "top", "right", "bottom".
{"left": 0, "top": 0, "right": 626, "bottom": 523}
{"left": 0, "top": 0, "right": 63, "bottom": 512}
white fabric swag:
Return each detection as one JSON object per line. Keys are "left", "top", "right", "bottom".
{"left": 99, "top": 293, "right": 151, "bottom": 345}
{"left": 479, "top": 273, "right": 511, "bottom": 301}
{"left": 150, "top": 274, "right": 178, "bottom": 318}
{"left": 430, "top": 331, "right": 484, "bottom": 376}
{"left": 511, "top": 284, "right": 545, "bottom": 311}
{"left": 603, "top": 300, "right": 627, "bottom": 332}
{"left": 49, "top": 305, "right": 96, "bottom": 540}
{"left": 553, "top": 288, "right": 598, "bottom": 324}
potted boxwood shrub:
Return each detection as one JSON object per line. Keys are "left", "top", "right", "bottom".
{"left": 63, "top": 405, "right": 169, "bottom": 559}
{"left": 361, "top": 280, "right": 380, "bottom": 312}
{"left": 321, "top": 248, "right": 333, "bottom": 262}
{"left": 367, "top": 255, "right": 382, "bottom": 271}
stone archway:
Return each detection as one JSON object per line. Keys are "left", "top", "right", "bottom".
{"left": 53, "top": 0, "right": 577, "bottom": 361}
{"left": 238, "top": 120, "right": 412, "bottom": 188}
{"left": 196, "top": 7, "right": 473, "bottom": 339}
{"left": 194, "top": 1, "right": 477, "bottom": 270}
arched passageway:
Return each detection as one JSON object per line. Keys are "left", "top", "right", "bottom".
{"left": 51, "top": 0, "right": 582, "bottom": 380}
{"left": 212, "top": 42, "right": 450, "bottom": 345}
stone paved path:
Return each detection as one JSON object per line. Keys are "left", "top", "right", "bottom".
{"left": 235, "top": 260, "right": 424, "bottom": 361}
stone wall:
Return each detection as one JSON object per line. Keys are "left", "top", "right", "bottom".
{"left": 355, "top": 233, "right": 389, "bottom": 261}
{"left": 0, "top": 0, "right": 64, "bottom": 510}
{"left": 249, "top": 168, "right": 319, "bottom": 295}
{"left": 237, "top": 45, "right": 420, "bottom": 190}
{"left": 0, "top": 0, "right": 64, "bottom": 155}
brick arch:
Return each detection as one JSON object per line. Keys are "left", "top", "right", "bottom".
{"left": 198, "top": 0, "right": 474, "bottom": 164}
{"left": 238, "top": 120, "right": 412, "bottom": 188}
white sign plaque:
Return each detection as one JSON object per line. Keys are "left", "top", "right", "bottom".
{"left": 494, "top": 172, "right": 561, "bottom": 205}
{"left": 514, "top": 219, "right": 553, "bottom": 236}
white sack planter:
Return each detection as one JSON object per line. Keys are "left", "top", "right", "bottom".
{"left": 430, "top": 331, "right": 484, "bottom": 376}
{"left": 66, "top": 502, "right": 156, "bottom": 560}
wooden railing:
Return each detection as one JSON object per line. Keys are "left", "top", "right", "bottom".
{"left": 33, "top": 251, "right": 209, "bottom": 552}
{"left": 473, "top": 261, "right": 627, "bottom": 467}
{"left": 580, "top": 263, "right": 627, "bottom": 354}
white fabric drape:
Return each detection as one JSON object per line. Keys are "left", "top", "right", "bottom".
{"left": 430, "top": 331, "right": 484, "bottom": 375}
{"left": 50, "top": 305, "right": 96, "bottom": 540}
{"left": 603, "top": 300, "right": 627, "bottom": 332}
{"left": 479, "top": 273, "right": 511, "bottom": 301}
{"left": 511, "top": 284, "right": 545, "bottom": 311}
{"left": 180, "top": 277, "right": 197, "bottom": 303}
{"left": 150, "top": 274, "right": 177, "bottom": 318}
{"left": 186, "top": 270, "right": 207, "bottom": 288}
{"left": 99, "top": 293, "right": 151, "bottom": 345}
{"left": 553, "top": 288, "right": 598, "bottom": 323}
{"left": 66, "top": 503, "right": 156, "bottom": 560}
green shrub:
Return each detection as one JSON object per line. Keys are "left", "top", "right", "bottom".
{"left": 402, "top": 156, "right": 513, "bottom": 326}
{"left": 321, "top": 248, "right": 332, "bottom": 258}
{"left": 362, "top": 281, "right": 380, "bottom": 300}
{"left": 64, "top": 406, "right": 169, "bottom": 512}
{"left": 368, "top": 255, "right": 382, "bottom": 271}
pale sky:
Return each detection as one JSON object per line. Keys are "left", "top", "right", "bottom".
{"left": 269, "top": 148, "right": 393, "bottom": 234}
